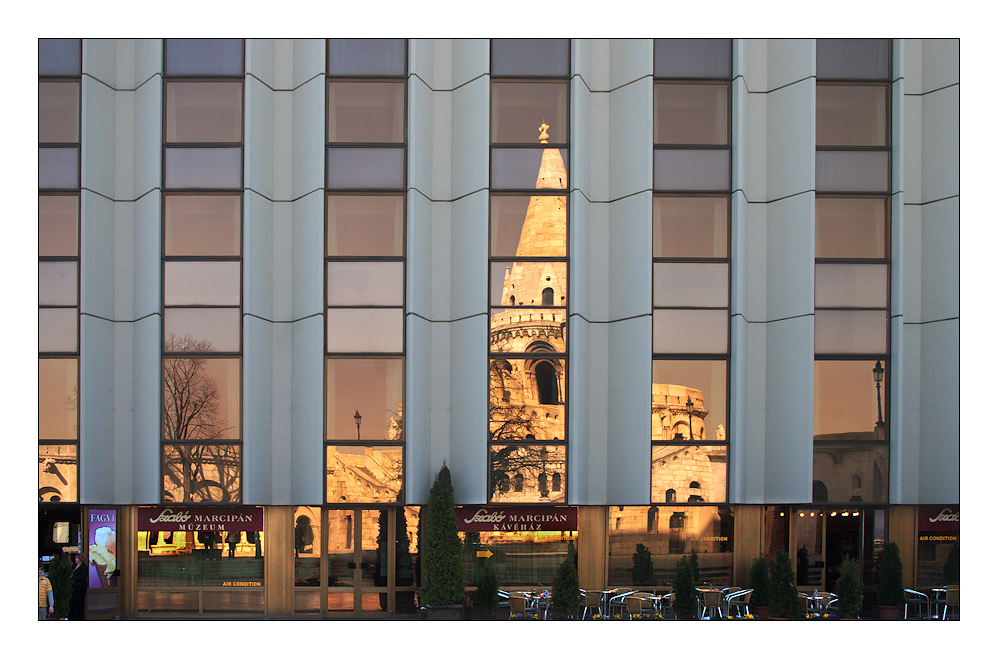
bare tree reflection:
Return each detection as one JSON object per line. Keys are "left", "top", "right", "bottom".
{"left": 162, "top": 333, "right": 238, "bottom": 502}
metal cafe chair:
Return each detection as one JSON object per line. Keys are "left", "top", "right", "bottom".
{"left": 941, "top": 585, "right": 959, "bottom": 620}
{"left": 723, "top": 588, "right": 752, "bottom": 617}
{"left": 700, "top": 589, "right": 724, "bottom": 619}
{"left": 509, "top": 595, "right": 527, "bottom": 619}
{"left": 582, "top": 590, "right": 603, "bottom": 619}
{"left": 904, "top": 588, "right": 929, "bottom": 620}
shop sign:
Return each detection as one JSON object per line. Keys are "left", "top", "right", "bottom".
{"left": 917, "top": 505, "right": 959, "bottom": 542}
{"left": 456, "top": 506, "right": 577, "bottom": 532}
{"left": 87, "top": 508, "right": 117, "bottom": 589}
{"left": 139, "top": 506, "right": 264, "bottom": 533}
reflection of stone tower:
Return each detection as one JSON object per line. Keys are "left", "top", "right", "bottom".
{"left": 489, "top": 125, "right": 568, "bottom": 503}
{"left": 650, "top": 384, "right": 724, "bottom": 503}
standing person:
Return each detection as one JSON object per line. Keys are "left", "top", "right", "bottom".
{"left": 39, "top": 566, "right": 54, "bottom": 621}
{"left": 226, "top": 531, "right": 239, "bottom": 558}
{"left": 69, "top": 553, "right": 88, "bottom": 620}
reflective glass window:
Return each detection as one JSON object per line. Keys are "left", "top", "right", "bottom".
{"left": 39, "top": 81, "right": 80, "bottom": 143}
{"left": 460, "top": 529, "right": 573, "bottom": 587}
{"left": 325, "top": 358, "right": 404, "bottom": 441}
{"left": 39, "top": 308, "right": 77, "bottom": 352}
{"left": 653, "top": 262, "right": 728, "bottom": 307}
{"left": 39, "top": 358, "right": 78, "bottom": 440}
{"left": 38, "top": 39, "right": 81, "bottom": 76}
{"left": 327, "top": 147, "right": 404, "bottom": 189}
{"left": 654, "top": 83, "right": 729, "bottom": 145}
{"left": 138, "top": 523, "right": 264, "bottom": 589}
{"left": 325, "top": 446, "right": 403, "bottom": 503}
{"left": 164, "top": 308, "right": 241, "bottom": 353}
{"left": 814, "top": 263, "right": 888, "bottom": 308}
{"left": 813, "top": 445, "right": 887, "bottom": 502}
{"left": 165, "top": 39, "right": 243, "bottom": 77}
{"left": 490, "top": 357, "right": 565, "bottom": 439}
{"left": 816, "top": 150, "right": 890, "bottom": 193}
{"left": 327, "top": 195, "right": 404, "bottom": 257}
{"left": 327, "top": 262, "right": 403, "bottom": 307}
{"left": 490, "top": 261, "right": 567, "bottom": 309}
{"left": 294, "top": 506, "right": 322, "bottom": 590}
{"left": 492, "top": 148, "right": 569, "bottom": 190}
{"left": 162, "top": 444, "right": 241, "bottom": 502}
{"left": 491, "top": 39, "right": 570, "bottom": 77}
{"left": 39, "top": 261, "right": 77, "bottom": 306}
{"left": 652, "top": 446, "right": 727, "bottom": 502}
{"left": 652, "top": 359, "right": 727, "bottom": 441}
{"left": 327, "top": 39, "right": 406, "bottom": 76}
{"left": 165, "top": 147, "right": 242, "bottom": 189}
{"left": 39, "top": 444, "right": 78, "bottom": 503}
{"left": 162, "top": 356, "right": 240, "bottom": 440}
{"left": 39, "top": 195, "right": 79, "bottom": 257}
{"left": 39, "top": 147, "right": 78, "bottom": 189}
{"left": 815, "top": 197, "right": 887, "bottom": 259}
{"left": 816, "top": 84, "right": 888, "bottom": 147}
{"left": 164, "top": 195, "right": 241, "bottom": 256}
{"left": 491, "top": 81, "right": 569, "bottom": 144}
{"left": 654, "top": 39, "right": 731, "bottom": 79}
{"left": 813, "top": 360, "right": 886, "bottom": 439}
{"left": 327, "top": 81, "right": 405, "bottom": 143}
{"left": 652, "top": 309, "right": 729, "bottom": 354}
{"left": 488, "top": 444, "right": 566, "bottom": 503}
{"left": 653, "top": 196, "right": 728, "bottom": 259}
{"left": 490, "top": 195, "right": 567, "bottom": 257}
{"left": 816, "top": 39, "right": 890, "bottom": 80}
{"left": 327, "top": 308, "right": 403, "bottom": 353}
{"left": 654, "top": 149, "right": 730, "bottom": 191}
{"left": 814, "top": 310, "right": 888, "bottom": 355}
{"left": 164, "top": 261, "right": 241, "bottom": 306}
{"left": 166, "top": 82, "right": 243, "bottom": 144}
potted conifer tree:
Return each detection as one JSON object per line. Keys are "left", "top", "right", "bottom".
{"left": 419, "top": 463, "right": 465, "bottom": 619}
{"left": 472, "top": 559, "right": 499, "bottom": 620}
{"left": 748, "top": 556, "right": 770, "bottom": 619}
{"left": 876, "top": 541, "right": 904, "bottom": 619}
{"left": 549, "top": 554, "right": 580, "bottom": 619}
{"left": 768, "top": 550, "right": 802, "bottom": 619}
{"left": 835, "top": 557, "right": 864, "bottom": 619}
{"left": 671, "top": 555, "right": 699, "bottom": 620}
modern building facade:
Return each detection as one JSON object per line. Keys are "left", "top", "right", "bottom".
{"left": 37, "top": 38, "right": 959, "bottom": 619}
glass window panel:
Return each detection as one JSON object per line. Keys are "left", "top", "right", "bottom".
{"left": 39, "top": 39, "right": 81, "bottom": 76}
{"left": 490, "top": 357, "right": 565, "bottom": 439}
{"left": 162, "top": 444, "right": 241, "bottom": 503}
{"left": 652, "top": 445, "right": 727, "bottom": 502}
{"left": 164, "top": 308, "right": 241, "bottom": 353}
{"left": 39, "top": 261, "right": 77, "bottom": 306}
{"left": 294, "top": 506, "right": 322, "bottom": 586}
{"left": 163, "top": 356, "right": 240, "bottom": 440}
{"left": 39, "top": 444, "right": 78, "bottom": 503}
{"left": 327, "top": 39, "right": 406, "bottom": 76}
{"left": 165, "top": 82, "right": 243, "bottom": 143}
{"left": 653, "top": 262, "right": 728, "bottom": 307}
{"left": 654, "top": 149, "right": 730, "bottom": 191}
{"left": 327, "top": 147, "right": 404, "bottom": 189}
{"left": 655, "top": 39, "right": 731, "bottom": 79}
{"left": 39, "top": 195, "right": 79, "bottom": 257}
{"left": 164, "top": 261, "right": 241, "bottom": 305}
{"left": 653, "top": 309, "right": 729, "bottom": 354}
{"left": 165, "top": 39, "right": 243, "bottom": 76}
{"left": 817, "top": 39, "right": 890, "bottom": 80}
{"left": 327, "top": 308, "right": 403, "bottom": 353}
{"left": 491, "top": 39, "right": 570, "bottom": 77}
{"left": 490, "top": 260, "right": 567, "bottom": 309}
{"left": 654, "top": 83, "right": 728, "bottom": 145}
{"left": 813, "top": 445, "right": 887, "bottom": 503}
{"left": 652, "top": 359, "right": 727, "bottom": 441}
{"left": 815, "top": 197, "right": 887, "bottom": 259}
{"left": 325, "top": 446, "right": 403, "bottom": 503}
{"left": 491, "top": 81, "right": 569, "bottom": 144}
{"left": 326, "top": 358, "right": 403, "bottom": 440}
{"left": 165, "top": 195, "right": 241, "bottom": 256}
{"left": 814, "top": 360, "right": 885, "bottom": 438}
{"left": 39, "top": 307, "right": 77, "bottom": 352}
{"left": 461, "top": 530, "right": 573, "bottom": 587}
{"left": 653, "top": 196, "right": 728, "bottom": 259}
{"left": 139, "top": 525, "right": 264, "bottom": 587}
{"left": 327, "top": 262, "right": 403, "bottom": 307}
{"left": 816, "top": 150, "right": 890, "bottom": 193}
{"left": 814, "top": 263, "right": 888, "bottom": 308}
{"left": 39, "top": 358, "right": 78, "bottom": 440}
{"left": 165, "top": 147, "right": 242, "bottom": 189}
{"left": 39, "top": 81, "right": 80, "bottom": 143}
{"left": 814, "top": 310, "right": 888, "bottom": 355}
{"left": 492, "top": 148, "right": 569, "bottom": 190}
{"left": 39, "top": 147, "right": 78, "bottom": 189}
{"left": 488, "top": 444, "right": 566, "bottom": 503}
{"left": 491, "top": 195, "right": 567, "bottom": 258}
{"left": 327, "top": 81, "right": 405, "bottom": 143}
{"left": 327, "top": 195, "right": 404, "bottom": 257}
{"left": 816, "top": 84, "right": 888, "bottom": 147}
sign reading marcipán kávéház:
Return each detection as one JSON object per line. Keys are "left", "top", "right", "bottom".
{"left": 456, "top": 506, "right": 577, "bottom": 532}
{"left": 139, "top": 506, "right": 263, "bottom": 532}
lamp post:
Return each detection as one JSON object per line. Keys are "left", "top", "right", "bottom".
{"left": 686, "top": 395, "right": 695, "bottom": 440}
{"left": 873, "top": 361, "right": 885, "bottom": 428}
{"left": 354, "top": 409, "right": 362, "bottom": 440}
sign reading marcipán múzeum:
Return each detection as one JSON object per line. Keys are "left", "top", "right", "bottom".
{"left": 139, "top": 506, "right": 263, "bottom": 533}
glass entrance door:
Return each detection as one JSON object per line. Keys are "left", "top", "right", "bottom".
{"left": 793, "top": 507, "right": 883, "bottom": 595}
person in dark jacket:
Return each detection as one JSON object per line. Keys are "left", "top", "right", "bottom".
{"left": 69, "top": 553, "right": 88, "bottom": 620}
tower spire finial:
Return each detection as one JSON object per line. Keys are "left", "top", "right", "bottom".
{"left": 538, "top": 122, "right": 549, "bottom": 143}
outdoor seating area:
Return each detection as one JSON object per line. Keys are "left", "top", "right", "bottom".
{"left": 898, "top": 585, "right": 959, "bottom": 620}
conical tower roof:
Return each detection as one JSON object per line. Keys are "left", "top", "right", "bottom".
{"left": 515, "top": 122, "right": 567, "bottom": 258}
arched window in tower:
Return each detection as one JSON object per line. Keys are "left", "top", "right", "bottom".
{"left": 542, "top": 287, "right": 554, "bottom": 306}
{"left": 647, "top": 506, "right": 659, "bottom": 533}
{"left": 538, "top": 473, "right": 548, "bottom": 497}
{"left": 813, "top": 480, "right": 829, "bottom": 502}
{"left": 510, "top": 295, "right": 515, "bottom": 306}
{"left": 513, "top": 473, "right": 525, "bottom": 492}
{"left": 666, "top": 488, "right": 676, "bottom": 503}
{"left": 534, "top": 360, "right": 558, "bottom": 404}
{"left": 552, "top": 472, "right": 561, "bottom": 492}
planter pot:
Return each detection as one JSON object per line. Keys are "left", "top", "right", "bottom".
{"left": 750, "top": 605, "right": 769, "bottom": 620}
{"left": 878, "top": 605, "right": 901, "bottom": 620}
{"left": 424, "top": 604, "right": 464, "bottom": 620}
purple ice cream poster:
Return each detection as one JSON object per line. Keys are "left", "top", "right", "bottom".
{"left": 88, "top": 509, "right": 117, "bottom": 588}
